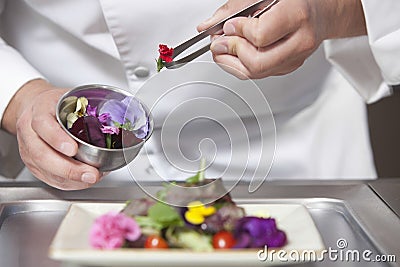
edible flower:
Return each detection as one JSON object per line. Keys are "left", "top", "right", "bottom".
{"left": 185, "top": 201, "right": 216, "bottom": 225}
{"left": 233, "top": 216, "right": 286, "bottom": 248}
{"left": 159, "top": 44, "right": 174, "bottom": 62}
{"left": 101, "top": 125, "right": 120, "bottom": 135}
{"left": 157, "top": 44, "right": 174, "bottom": 72}
{"left": 99, "top": 96, "right": 149, "bottom": 139}
{"left": 89, "top": 211, "right": 141, "bottom": 249}
{"left": 66, "top": 95, "right": 149, "bottom": 148}
{"left": 66, "top": 97, "right": 88, "bottom": 128}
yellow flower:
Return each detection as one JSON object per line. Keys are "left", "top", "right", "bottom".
{"left": 184, "top": 201, "right": 216, "bottom": 225}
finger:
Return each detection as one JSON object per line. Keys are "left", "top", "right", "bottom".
{"left": 197, "top": 3, "right": 232, "bottom": 32}
{"left": 31, "top": 108, "right": 78, "bottom": 157}
{"left": 42, "top": 175, "right": 93, "bottom": 191}
{"left": 30, "top": 90, "right": 77, "bottom": 157}
{"left": 211, "top": 36, "right": 255, "bottom": 78}
{"left": 213, "top": 54, "right": 252, "bottom": 79}
{"left": 223, "top": 2, "right": 299, "bottom": 48}
{"left": 24, "top": 158, "right": 102, "bottom": 191}
{"left": 16, "top": 119, "right": 90, "bottom": 191}
{"left": 211, "top": 36, "right": 263, "bottom": 74}
{"left": 197, "top": 0, "right": 255, "bottom": 32}
{"left": 18, "top": 117, "right": 101, "bottom": 185}
{"left": 18, "top": 162, "right": 71, "bottom": 190}
{"left": 211, "top": 34, "right": 303, "bottom": 78}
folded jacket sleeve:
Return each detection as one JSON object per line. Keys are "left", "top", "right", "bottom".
{"left": 324, "top": 0, "right": 400, "bottom": 104}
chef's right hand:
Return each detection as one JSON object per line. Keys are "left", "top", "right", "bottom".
{"left": 198, "top": 0, "right": 367, "bottom": 79}
{"left": 1, "top": 79, "right": 103, "bottom": 190}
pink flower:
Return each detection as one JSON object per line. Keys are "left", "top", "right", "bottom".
{"left": 89, "top": 212, "right": 141, "bottom": 249}
{"left": 98, "top": 113, "right": 111, "bottom": 124}
{"left": 86, "top": 105, "right": 97, "bottom": 117}
{"left": 101, "top": 125, "right": 120, "bottom": 135}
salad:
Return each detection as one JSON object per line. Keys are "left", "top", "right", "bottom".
{"left": 89, "top": 169, "right": 287, "bottom": 251}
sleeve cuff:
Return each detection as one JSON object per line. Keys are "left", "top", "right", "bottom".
{"left": 361, "top": 0, "right": 400, "bottom": 85}
{"left": 324, "top": 37, "right": 390, "bottom": 104}
{"left": 0, "top": 41, "right": 44, "bottom": 126}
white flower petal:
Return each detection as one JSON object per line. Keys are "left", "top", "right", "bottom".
{"left": 67, "top": 113, "right": 79, "bottom": 129}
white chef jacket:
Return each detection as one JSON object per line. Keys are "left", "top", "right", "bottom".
{"left": 0, "top": 0, "right": 397, "bottom": 183}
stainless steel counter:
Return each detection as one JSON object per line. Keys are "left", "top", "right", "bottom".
{"left": 0, "top": 180, "right": 399, "bottom": 267}
{"left": 370, "top": 179, "right": 400, "bottom": 218}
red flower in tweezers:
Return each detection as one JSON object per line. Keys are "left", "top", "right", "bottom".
{"left": 157, "top": 44, "right": 174, "bottom": 72}
{"left": 158, "top": 44, "right": 174, "bottom": 62}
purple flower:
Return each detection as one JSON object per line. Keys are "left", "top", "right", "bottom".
{"left": 99, "top": 99, "right": 126, "bottom": 125}
{"left": 86, "top": 105, "right": 97, "bottom": 117}
{"left": 89, "top": 212, "right": 141, "bottom": 250}
{"left": 99, "top": 96, "right": 149, "bottom": 139}
{"left": 233, "top": 216, "right": 286, "bottom": 248}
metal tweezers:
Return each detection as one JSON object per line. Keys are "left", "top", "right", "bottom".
{"left": 165, "top": 0, "right": 279, "bottom": 69}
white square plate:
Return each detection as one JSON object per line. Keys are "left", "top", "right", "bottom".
{"left": 49, "top": 203, "right": 325, "bottom": 266}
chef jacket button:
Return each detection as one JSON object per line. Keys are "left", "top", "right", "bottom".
{"left": 133, "top": 66, "right": 150, "bottom": 78}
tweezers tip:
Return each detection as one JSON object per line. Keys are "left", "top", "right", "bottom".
{"left": 164, "top": 61, "right": 187, "bottom": 70}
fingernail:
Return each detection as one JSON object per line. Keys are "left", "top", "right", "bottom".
{"left": 212, "top": 43, "right": 228, "bottom": 54}
{"left": 224, "top": 22, "right": 236, "bottom": 35}
{"left": 60, "top": 142, "right": 75, "bottom": 156}
{"left": 81, "top": 173, "right": 97, "bottom": 184}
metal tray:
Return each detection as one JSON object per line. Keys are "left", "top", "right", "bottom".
{"left": 0, "top": 182, "right": 399, "bottom": 267}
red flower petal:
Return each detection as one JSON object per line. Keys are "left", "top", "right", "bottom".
{"left": 158, "top": 44, "right": 174, "bottom": 62}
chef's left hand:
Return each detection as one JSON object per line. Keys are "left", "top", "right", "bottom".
{"left": 198, "top": 0, "right": 367, "bottom": 79}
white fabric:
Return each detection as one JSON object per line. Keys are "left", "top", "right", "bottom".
{"left": 0, "top": 39, "right": 44, "bottom": 126}
{"left": 1, "top": 0, "right": 393, "bottom": 181}
{"left": 325, "top": 1, "right": 400, "bottom": 103}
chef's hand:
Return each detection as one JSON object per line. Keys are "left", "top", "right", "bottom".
{"left": 198, "top": 0, "right": 367, "bottom": 79}
{"left": 1, "top": 79, "right": 103, "bottom": 190}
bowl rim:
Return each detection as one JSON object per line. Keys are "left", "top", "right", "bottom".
{"left": 55, "top": 84, "right": 154, "bottom": 152}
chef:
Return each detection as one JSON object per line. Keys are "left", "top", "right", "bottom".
{"left": 0, "top": 0, "right": 397, "bottom": 190}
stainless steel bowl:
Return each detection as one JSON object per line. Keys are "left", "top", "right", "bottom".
{"left": 56, "top": 84, "right": 153, "bottom": 171}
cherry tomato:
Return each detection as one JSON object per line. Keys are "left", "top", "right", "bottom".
{"left": 212, "top": 231, "right": 236, "bottom": 249}
{"left": 144, "top": 235, "right": 169, "bottom": 249}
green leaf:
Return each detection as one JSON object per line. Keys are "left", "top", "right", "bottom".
{"left": 166, "top": 228, "right": 213, "bottom": 251}
{"left": 135, "top": 216, "right": 163, "bottom": 231}
{"left": 156, "top": 57, "right": 165, "bottom": 72}
{"left": 185, "top": 172, "right": 201, "bottom": 184}
{"left": 156, "top": 182, "right": 174, "bottom": 201}
{"left": 148, "top": 202, "right": 183, "bottom": 228}
{"left": 113, "top": 119, "right": 134, "bottom": 132}
{"left": 185, "top": 158, "right": 206, "bottom": 184}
